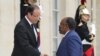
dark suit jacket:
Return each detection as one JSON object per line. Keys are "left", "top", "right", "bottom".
{"left": 11, "top": 18, "right": 40, "bottom": 56}
{"left": 56, "top": 30, "right": 83, "bottom": 56}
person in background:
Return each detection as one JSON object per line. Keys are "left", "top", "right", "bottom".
{"left": 12, "top": 5, "right": 47, "bottom": 56}
{"left": 20, "top": 0, "right": 37, "bottom": 19}
{"left": 56, "top": 17, "right": 83, "bottom": 56}
{"left": 20, "top": 0, "right": 31, "bottom": 19}
{"left": 75, "top": 5, "right": 95, "bottom": 56}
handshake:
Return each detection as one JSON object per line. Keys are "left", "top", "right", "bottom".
{"left": 40, "top": 54, "right": 48, "bottom": 56}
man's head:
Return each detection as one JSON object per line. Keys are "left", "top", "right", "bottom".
{"left": 59, "top": 17, "right": 76, "bottom": 34}
{"left": 25, "top": 5, "right": 40, "bottom": 24}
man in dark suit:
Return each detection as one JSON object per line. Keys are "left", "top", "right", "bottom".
{"left": 56, "top": 17, "right": 83, "bottom": 56}
{"left": 12, "top": 5, "right": 46, "bottom": 56}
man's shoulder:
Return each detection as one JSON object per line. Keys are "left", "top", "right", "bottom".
{"left": 16, "top": 18, "right": 26, "bottom": 27}
{"left": 67, "top": 30, "right": 78, "bottom": 36}
{"left": 66, "top": 30, "right": 80, "bottom": 40}
{"left": 14, "top": 19, "right": 27, "bottom": 31}
{"left": 15, "top": 21, "right": 23, "bottom": 28}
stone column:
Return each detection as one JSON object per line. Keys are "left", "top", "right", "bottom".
{"left": 96, "top": 0, "right": 100, "bottom": 56}
{"left": 39, "top": 0, "right": 52, "bottom": 56}
{"left": 0, "top": 0, "right": 20, "bottom": 56}
{"left": 65, "top": 0, "right": 79, "bottom": 18}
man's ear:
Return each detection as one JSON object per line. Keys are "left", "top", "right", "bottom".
{"left": 27, "top": 12, "right": 31, "bottom": 17}
{"left": 28, "top": 12, "right": 33, "bottom": 16}
{"left": 64, "top": 24, "right": 68, "bottom": 29}
{"left": 30, "top": 12, "right": 33, "bottom": 15}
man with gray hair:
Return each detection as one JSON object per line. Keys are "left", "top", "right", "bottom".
{"left": 56, "top": 17, "right": 83, "bottom": 56}
{"left": 12, "top": 5, "right": 47, "bottom": 56}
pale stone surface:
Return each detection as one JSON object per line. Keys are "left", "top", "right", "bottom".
{"left": 0, "top": 0, "right": 20, "bottom": 56}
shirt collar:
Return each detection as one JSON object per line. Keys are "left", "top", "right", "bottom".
{"left": 25, "top": 16, "right": 32, "bottom": 26}
{"left": 64, "top": 30, "right": 70, "bottom": 37}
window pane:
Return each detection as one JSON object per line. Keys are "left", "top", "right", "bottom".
{"left": 53, "top": 0, "right": 58, "bottom": 9}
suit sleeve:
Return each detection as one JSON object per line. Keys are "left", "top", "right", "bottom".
{"left": 66, "top": 36, "right": 82, "bottom": 56}
{"left": 14, "top": 25, "right": 40, "bottom": 56}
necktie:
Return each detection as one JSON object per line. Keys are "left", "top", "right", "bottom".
{"left": 31, "top": 24, "right": 38, "bottom": 41}
{"left": 37, "top": 29, "right": 40, "bottom": 46}
{"left": 31, "top": 24, "right": 40, "bottom": 46}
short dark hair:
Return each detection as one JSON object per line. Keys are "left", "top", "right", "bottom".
{"left": 65, "top": 17, "right": 76, "bottom": 30}
{"left": 25, "top": 5, "right": 39, "bottom": 15}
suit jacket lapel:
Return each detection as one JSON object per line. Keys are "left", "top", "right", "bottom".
{"left": 22, "top": 18, "right": 37, "bottom": 42}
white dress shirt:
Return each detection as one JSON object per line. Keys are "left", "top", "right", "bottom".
{"left": 25, "top": 16, "right": 38, "bottom": 41}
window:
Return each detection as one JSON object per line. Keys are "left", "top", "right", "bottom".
{"left": 52, "top": 0, "right": 59, "bottom": 56}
